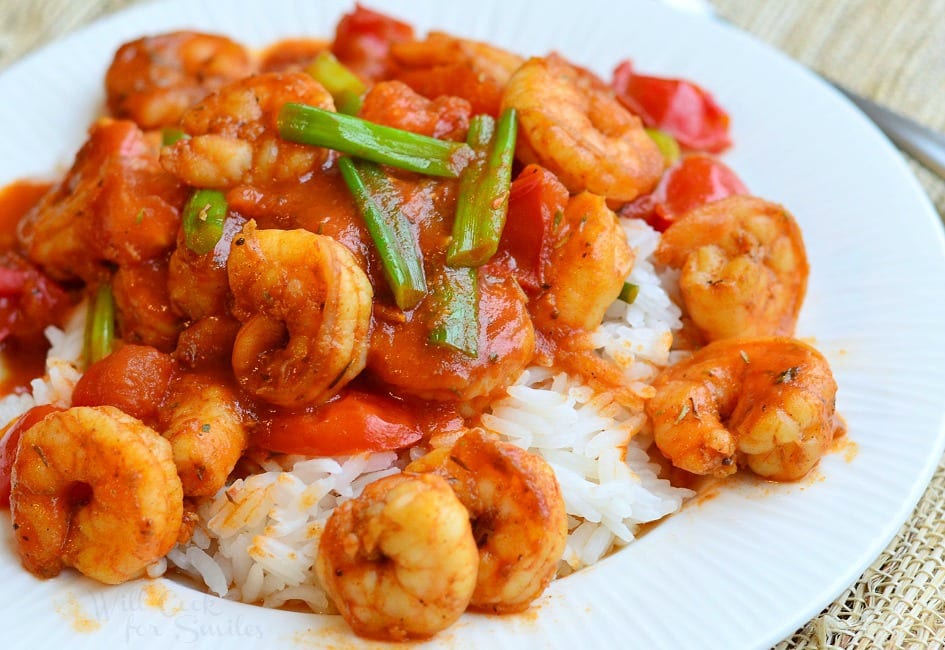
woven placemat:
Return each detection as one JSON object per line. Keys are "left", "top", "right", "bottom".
{"left": 2, "top": 1, "right": 944, "bottom": 648}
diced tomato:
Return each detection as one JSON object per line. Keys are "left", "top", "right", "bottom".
{"left": 499, "top": 164, "right": 569, "bottom": 294}
{"left": 331, "top": 4, "right": 414, "bottom": 82}
{"left": 254, "top": 390, "right": 423, "bottom": 456}
{"left": 621, "top": 154, "right": 748, "bottom": 231}
{"left": 0, "top": 267, "right": 29, "bottom": 295}
{"left": 613, "top": 60, "right": 731, "bottom": 153}
{"left": 71, "top": 344, "right": 175, "bottom": 422}
{"left": 0, "top": 405, "right": 62, "bottom": 507}
{"left": 0, "top": 252, "right": 71, "bottom": 347}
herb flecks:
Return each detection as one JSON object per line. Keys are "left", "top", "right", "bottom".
{"left": 674, "top": 401, "right": 691, "bottom": 424}
{"left": 775, "top": 366, "right": 800, "bottom": 384}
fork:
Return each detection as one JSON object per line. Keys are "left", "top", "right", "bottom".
{"left": 660, "top": 0, "right": 945, "bottom": 181}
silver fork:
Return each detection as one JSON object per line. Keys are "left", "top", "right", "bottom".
{"left": 661, "top": 0, "right": 945, "bottom": 180}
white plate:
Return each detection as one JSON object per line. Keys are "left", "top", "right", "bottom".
{"left": 2, "top": 1, "right": 945, "bottom": 648}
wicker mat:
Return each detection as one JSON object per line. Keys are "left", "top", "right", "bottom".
{"left": 2, "top": 1, "right": 944, "bottom": 648}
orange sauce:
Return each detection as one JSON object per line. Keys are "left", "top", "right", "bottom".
{"left": 0, "top": 342, "right": 48, "bottom": 394}
{"left": 0, "top": 180, "right": 50, "bottom": 251}
{"left": 0, "top": 179, "right": 55, "bottom": 393}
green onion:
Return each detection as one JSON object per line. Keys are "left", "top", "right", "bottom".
{"left": 618, "top": 282, "right": 640, "bottom": 304}
{"left": 278, "top": 103, "right": 471, "bottom": 178}
{"left": 338, "top": 157, "right": 427, "bottom": 310}
{"left": 428, "top": 266, "right": 478, "bottom": 357}
{"left": 446, "top": 107, "right": 517, "bottom": 267}
{"left": 84, "top": 282, "right": 115, "bottom": 367}
{"left": 161, "top": 128, "right": 189, "bottom": 146}
{"left": 182, "top": 189, "right": 227, "bottom": 255}
{"left": 645, "top": 127, "right": 680, "bottom": 165}
{"left": 305, "top": 51, "right": 366, "bottom": 115}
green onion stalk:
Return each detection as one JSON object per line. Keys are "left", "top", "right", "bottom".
{"left": 427, "top": 266, "right": 478, "bottom": 358}
{"left": 278, "top": 102, "right": 472, "bottom": 178}
{"left": 83, "top": 282, "right": 115, "bottom": 367}
{"left": 338, "top": 157, "right": 427, "bottom": 311}
{"left": 446, "top": 107, "right": 517, "bottom": 267}
{"left": 182, "top": 189, "right": 228, "bottom": 255}
{"left": 305, "top": 51, "right": 366, "bottom": 115}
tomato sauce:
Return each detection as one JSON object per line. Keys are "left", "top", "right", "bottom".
{"left": 0, "top": 181, "right": 51, "bottom": 252}
{"left": 0, "top": 180, "right": 63, "bottom": 395}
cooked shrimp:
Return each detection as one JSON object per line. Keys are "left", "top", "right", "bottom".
{"left": 367, "top": 269, "right": 535, "bottom": 402}
{"left": 160, "top": 72, "right": 335, "bottom": 188}
{"left": 315, "top": 472, "right": 479, "bottom": 641}
{"left": 10, "top": 406, "right": 183, "bottom": 584}
{"left": 166, "top": 214, "right": 243, "bottom": 321}
{"left": 501, "top": 54, "right": 664, "bottom": 202}
{"left": 656, "top": 195, "right": 809, "bottom": 342}
{"left": 358, "top": 80, "right": 471, "bottom": 141}
{"left": 646, "top": 337, "right": 838, "bottom": 481}
{"left": 226, "top": 221, "right": 373, "bottom": 407}
{"left": 531, "top": 191, "right": 635, "bottom": 334}
{"left": 112, "top": 259, "right": 184, "bottom": 352}
{"left": 18, "top": 119, "right": 185, "bottom": 282}
{"left": 391, "top": 31, "right": 524, "bottom": 115}
{"left": 105, "top": 31, "right": 254, "bottom": 130}
{"left": 159, "top": 373, "right": 248, "bottom": 496}
{"left": 407, "top": 428, "right": 568, "bottom": 613}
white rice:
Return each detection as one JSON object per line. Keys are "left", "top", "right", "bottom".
{"left": 0, "top": 219, "right": 694, "bottom": 614}
{"left": 166, "top": 452, "right": 402, "bottom": 612}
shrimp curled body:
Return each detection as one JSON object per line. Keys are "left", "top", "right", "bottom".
{"left": 531, "top": 191, "right": 635, "bottom": 334}
{"left": 10, "top": 406, "right": 183, "bottom": 584}
{"left": 315, "top": 472, "right": 479, "bottom": 641}
{"left": 105, "top": 31, "right": 254, "bottom": 130}
{"left": 646, "top": 337, "right": 838, "bottom": 481}
{"left": 226, "top": 221, "right": 373, "bottom": 408}
{"left": 502, "top": 54, "right": 664, "bottom": 202}
{"left": 407, "top": 428, "right": 568, "bottom": 613}
{"left": 160, "top": 71, "right": 334, "bottom": 188}
{"left": 656, "top": 195, "right": 809, "bottom": 342}
{"left": 160, "top": 373, "right": 249, "bottom": 497}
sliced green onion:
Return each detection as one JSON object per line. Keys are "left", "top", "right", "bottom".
{"left": 446, "top": 107, "right": 517, "bottom": 267}
{"left": 84, "top": 282, "right": 115, "bottom": 367}
{"left": 428, "top": 266, "right": 478, "bottom": 358}
{"left": 161, "top": 128, "right": 190, "bottom": 146}
{"left": 645, "top": 127, "right": 680, "bottom": 165}
{"left": 278, "top": 102, "right": 471, "bottom": 178}
{"left": 182, "top": 189, "right": 227, "bottom": 255}
{"left": 618, "top": 282, "right": 640, "bottom": 304}
{"left": 338, "top": 157, "right": 427, "bottom": 310}
{"left": 305, "top": 51, "right": 366, "bottom": 115}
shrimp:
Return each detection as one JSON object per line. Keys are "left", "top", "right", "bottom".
{"left": 159, "top": 373, "right": 248, "bottom": 497}
{"left": 501, "top": 54, "right": 664, "bottom": 202}
{"left": 315, "top": 472, "right": 479, "bottom": 641}
{"left": 17, "top": 119, "right": 185, "bottom": 283}
{"left": 367, "top": 269, "right": 535, "bottom": 402}
{"left": 160, "top": 72, "right": 335, "bottom": 188}
{"left": 105, "top": 31, "right": 255, "bottom": 130}
{"left": 646, "top": 337, "right": 838, "bottom": 481}
{"left": 226, "top": 221, "right": 373, "bottom": 408}
{"left": 391, "top": 32, "right": 524, "bottom": 116}
{"left": 112, "top": 259, "right": 184, "bottom": 352}
{"left": 655, "top": 195, "right": 809, "bottom": 342}
{"left": 10, "top": 406, "right": 183, "bottom": 584}
{"left": 531, "top": 191, "right": 635, "bottom": 334}
{"left": 406, "top": 428, "right": 568, "bottom": 614}
{"left": 166, "top": 213, "right": 243, "bottom": 321}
